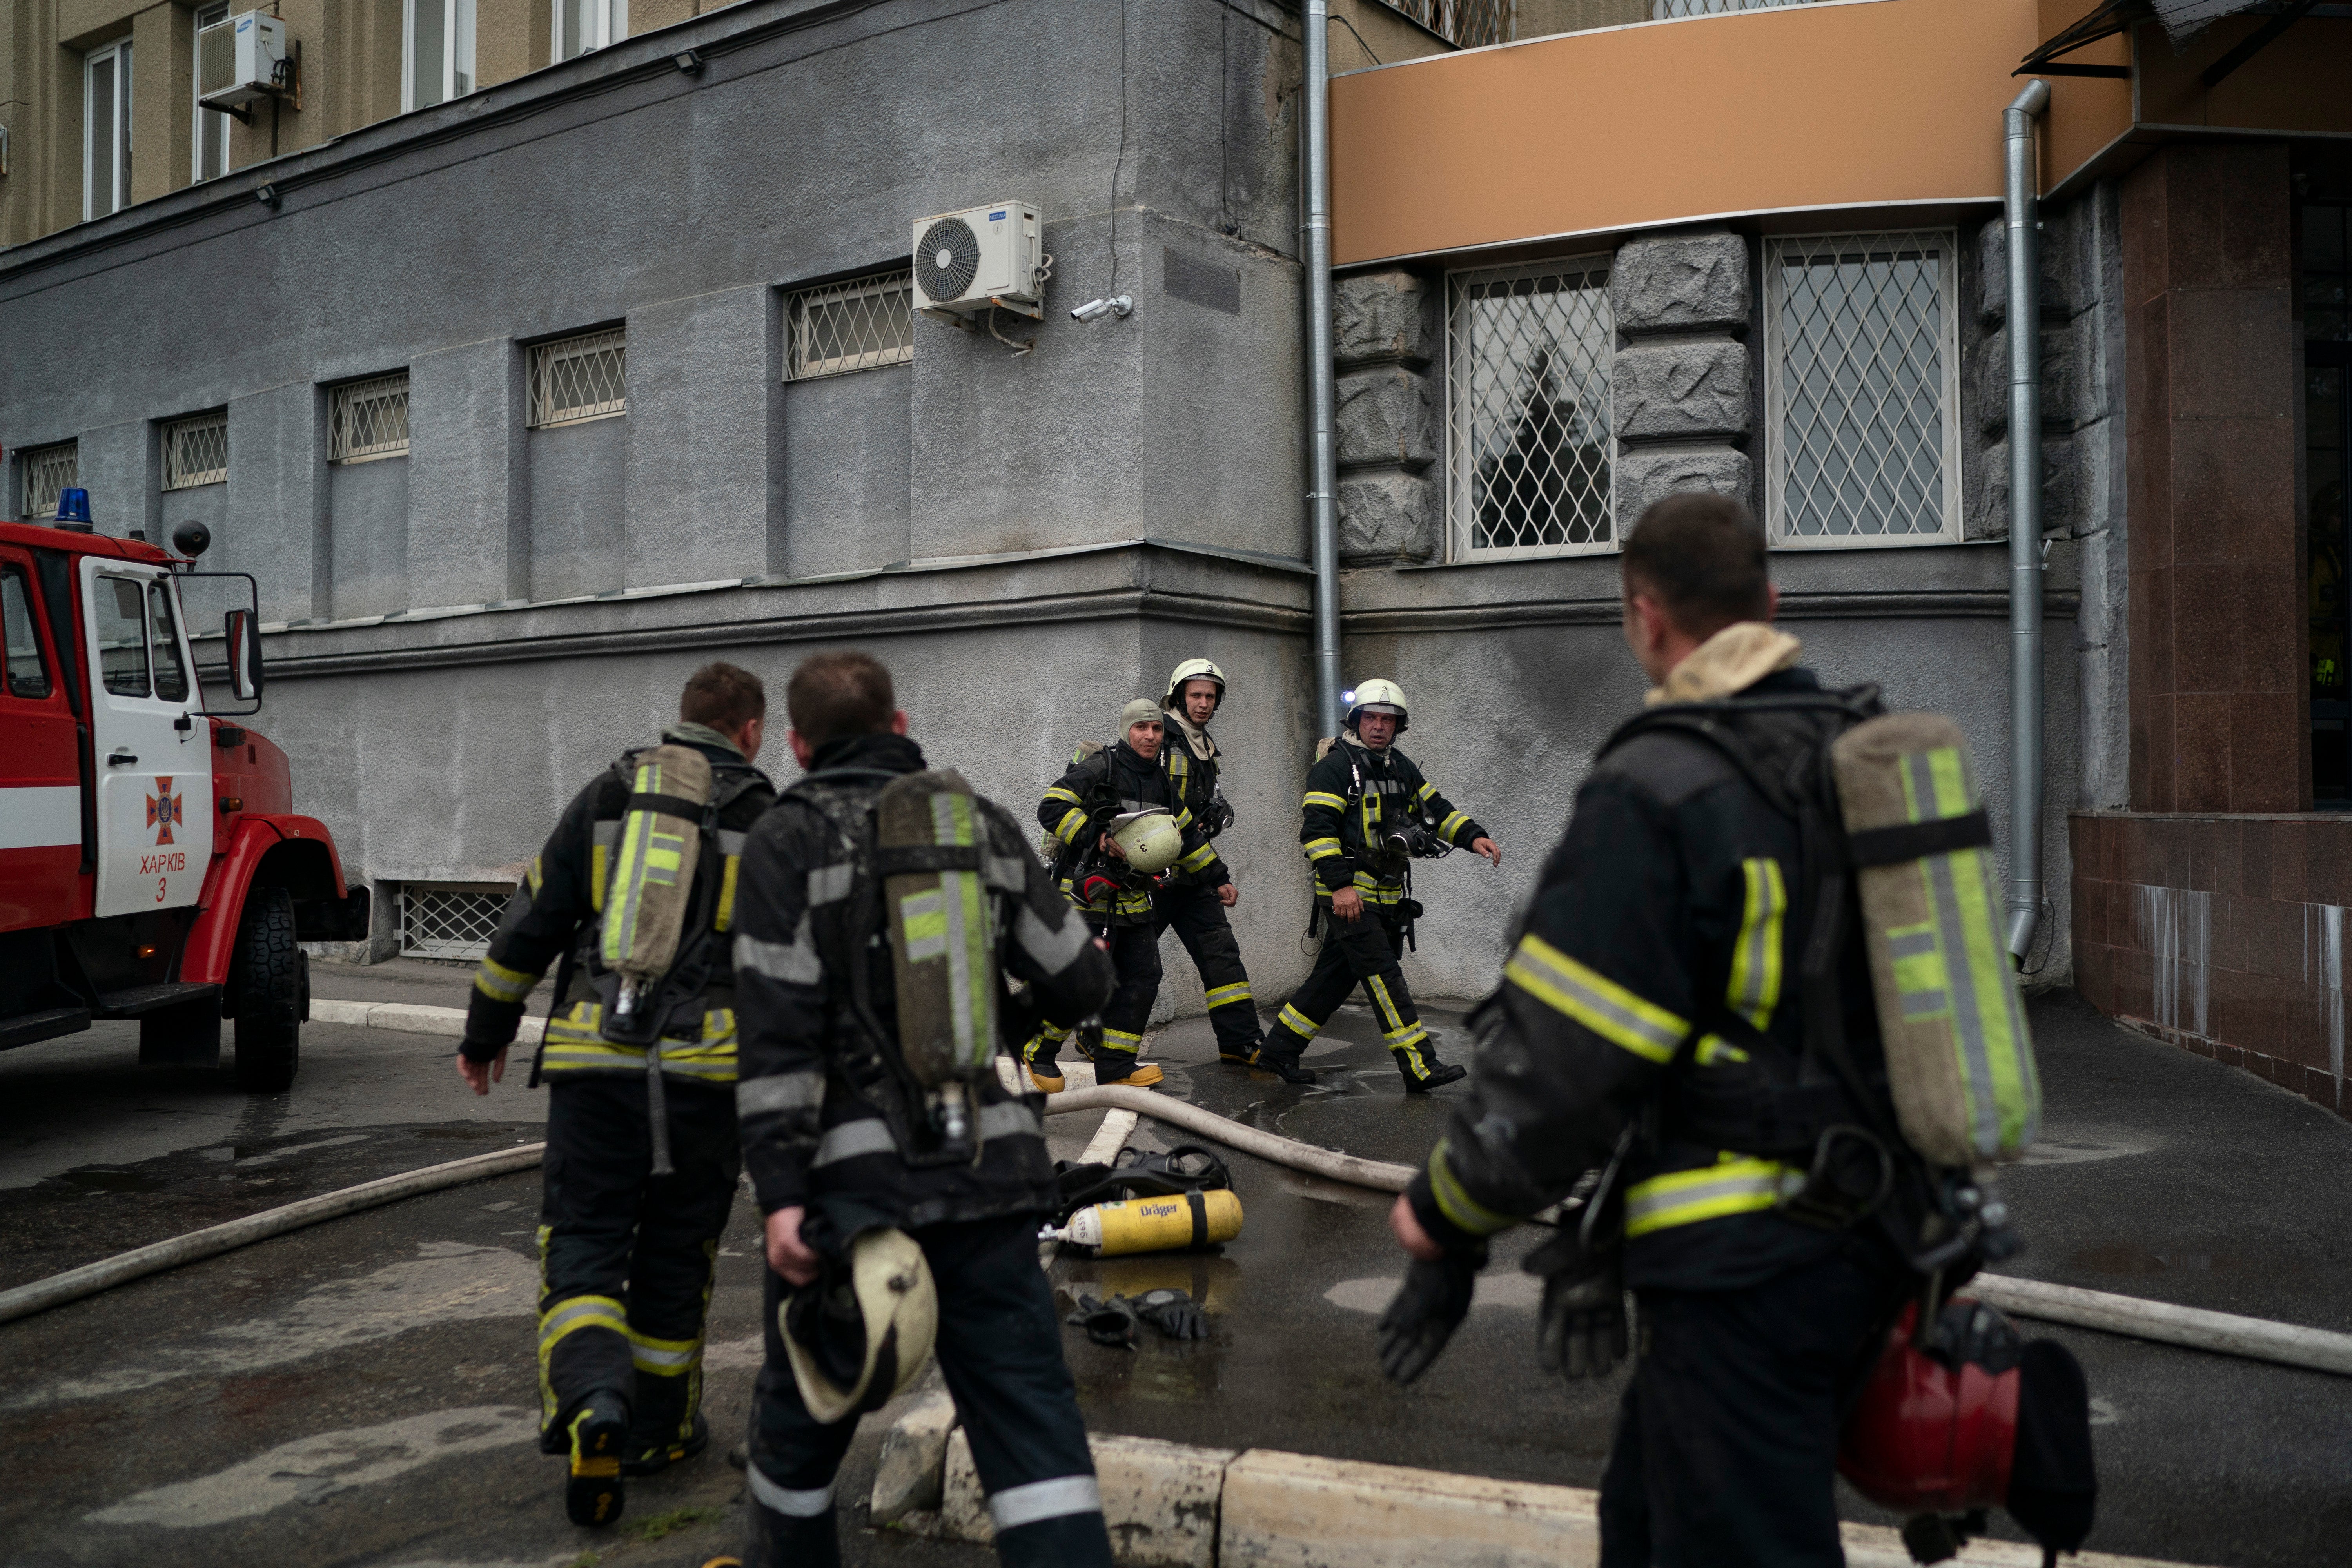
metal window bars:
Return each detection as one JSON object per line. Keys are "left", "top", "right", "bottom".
{"left": 399, "top": 882, "right": 515, "bottom": 960}
{"left": 330, "top": 373, "right": 412, "bottom": 462}
{"left": 530, "top": 328, "right": 627, "bottom": 428}
{"left": 788, "top": 270, "right": 916, "bottom": 380}
{"left": 1652, "top": 0, "right": 1820, "bottom": 18}
{"left": 20, "top": 443, "right": 78, "bottom": 520}
{"left": 1446, "top": 256, "right": 1615, "bottom": 559}
{"left": 1764, "top": 231, "right": 1960, "bottom": 545}
{"left": 162, "top": 411, "right": 229, "bottom": 491}
{"left": 1377, "top": 0, "right": 1514, "bottom": 49}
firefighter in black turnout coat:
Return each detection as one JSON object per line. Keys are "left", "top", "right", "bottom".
{"left": 458, "top": 662, "right": 777, "bottom": 1528}
{"left": 730, "top": 651, "right": 1119, "bottom": 1568}
{"left": 1380, "top": 495, "right": 1918, "bottom": 1568}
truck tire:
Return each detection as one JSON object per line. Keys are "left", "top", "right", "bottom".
{"left": 232, "top": 885, "right": 302, "bottom": 1092}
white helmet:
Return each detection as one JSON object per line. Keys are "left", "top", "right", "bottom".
{"left": 1346, "top": 677, "right": 1409, "bottom": 736}
{"left": 782, "top": 1228, "right": 938, "bottom": 1425}
{"left": 1109, "top": 808, "right": 1185, "bottom": 875}
{"left": 1164, "top": 658, "right": 1227, "bottom": 711}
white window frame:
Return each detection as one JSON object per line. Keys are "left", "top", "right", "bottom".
{"left": 1444, "top": 253, "right": 1618, "bottom": 563}
{"left": 1763, "top": 229, "right": 1962, "bottom": 549}
{"left": 786, "top": 270, "right": 916, "bottom": 381}
{"left": 84, "top": 38, "right": 133, "bottom": 221}
{"left": 554, "top": 0, "right": 628, "bottom": 62}
{"left": 330, "top": 373, "right": 413, "bottom": 463}
{"left": 404, "top": 0, "right": 478, "bottom": 112}
{"left": 530, "top": 328, "right": 628, "bottom": 428}
{"left": 162, "top": 411, "right": 229, "bottom": 491}
{"left": 20, "top": 442, "right": 79, "bottom": 521}
{"left": 192, "top": 3, "right": 232, "bottom": 183}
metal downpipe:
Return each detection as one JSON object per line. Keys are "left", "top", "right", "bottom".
{"left": 1303, "top": 0, "right": 1343, "bottom": 741}
{"left": 2004, "top": 79, "right": 2051, "bottom": 961}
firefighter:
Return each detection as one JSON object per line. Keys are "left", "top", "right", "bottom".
{"left": 1027, "top": 697, "right": 1214, "bottom": 1089}
{"left": 457, "top": 661, "right": 777, "bottom": 1528}
{"left": 1377, "top": 493, "right": 1919, "bottom": 1566}
{"left": 730, "top": 650, "right": 1118, "bottom": 1568}
{"left": 1256, "top": 680, "right": 1501, "bottom": 1090}
{"left": 1154, "top": 658, "right": 1295, "bottom": 1078}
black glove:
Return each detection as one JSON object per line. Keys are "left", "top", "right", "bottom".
{"left": 1064, "top": 1293, "right": 1140, "bottom": 1349}
{"left": 1523, "top": 1228, "right": 1629, "bottom": 1381}
{"left": 1133, "top": 1289, "right": 1209, "bottom": 1340}
{"left": 1376, "top": 1254, "right": 1479, "bottom": 1386}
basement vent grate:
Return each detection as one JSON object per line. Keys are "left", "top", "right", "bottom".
{"left": 399, "top": 882, "right": 513, "bottom": 960}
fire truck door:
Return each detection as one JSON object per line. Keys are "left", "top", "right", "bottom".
{"left": 81, "top": 561, "right": 213, "bottom": 918}
{"left": 1, "top": 551, "right": 82, "bottom": 931}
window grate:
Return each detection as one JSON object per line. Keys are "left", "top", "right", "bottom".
{"left": 530, "top": 328, "right": 627, "bottom": 428}
{"left": 1765, "top": 231, "right": 1958, "bottom": 545}
{"left": 788, "top": 270, "right": 915, "bottom": 380}
{"left": 1376, "top": 0, "right": 1513, "bottom": 48}
{"left": 20, "top": 442, "right": 78, "bottom": 521}
{"left": 1653, "top": 0, "right": 1821, "bottom": 16}
{"left": 1447, "top": 256, "right": 1615, "bottom": 559}
{"left": 399, "top": 882, "right": 514, "bottom": 960}
{"left": 162, "top": 411, "right": 229, "bottom": 490}
{"left": 331, "top": 373, "right": 412, "bottom": 461}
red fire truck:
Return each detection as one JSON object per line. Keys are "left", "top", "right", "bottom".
{"left": 0, "top": 498, "right": 368, "bottom": 1090}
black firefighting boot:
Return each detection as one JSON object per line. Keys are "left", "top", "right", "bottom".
{"left": 1393, "top": 1030, "right": 1466, "bottom": 1093}
{"left": 1247, "top": 1045, "right": 1317, "bottom": 1085}
{"left": 564, "top": 1390, "right": 629, "bottom": 1527}
{"left": 624, "top": 1410, "right": 710, "bottom": 1477}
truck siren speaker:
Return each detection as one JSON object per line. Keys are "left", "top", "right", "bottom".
{"left": 915, "top": 217, "right": 982, "bottom": 305}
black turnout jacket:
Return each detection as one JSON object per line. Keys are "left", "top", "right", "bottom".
{"left": 732, "top": 733, "right": 1114, "bottom": 1227}
{"left": 1038, "top": 739, "right": 1223, "bottom": 923}
{"left": 1299, "top": 734, "right": 1485, "bottom": 910}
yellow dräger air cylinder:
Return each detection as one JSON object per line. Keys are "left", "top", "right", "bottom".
{"left": 877, "top": 769, "right": 999, "bottom": 1087}
{"left": 1060, "top": 1191, "right": 1244, "bottom": 1256}
{"left": 601, "top": 744, "right": 713, "bottom": 988}
{"left": 1830, "top": 714, "right": 2041, "bottom": 1167}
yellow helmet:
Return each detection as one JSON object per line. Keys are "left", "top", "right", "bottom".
{"left": 1346, "top": 677, "right": 1409, "bottom": 736}
{"left": 782, "top": 1228, "right": 938, "bottom": 1425}
{"left": 1164, "top": 658, "right": 1227, "bottom": 711}
{"left": 1109, "top": 808, "right": 1185, "bottom": 875}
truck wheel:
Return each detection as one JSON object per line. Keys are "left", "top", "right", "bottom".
{"left": 233, "top": 885, "right": 302, "bottom": 1092}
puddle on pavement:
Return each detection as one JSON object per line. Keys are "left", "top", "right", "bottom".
{"left": 57, "top": 1167, "right": 167, "bottom": 1194}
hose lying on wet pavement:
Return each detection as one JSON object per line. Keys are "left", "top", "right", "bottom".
{"left": 1044, "top": 1084, "right": 2352, "bottom": 1379}
{"left": 0, "top": 1142, "right": 544, "bottom": 1326}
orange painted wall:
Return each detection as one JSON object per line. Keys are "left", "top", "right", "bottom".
{"left": 1330, "top": 0, "right": 2131, "bottom": 266}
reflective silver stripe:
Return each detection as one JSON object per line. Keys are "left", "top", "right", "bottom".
{"left": 538, "top": 1296, "right": 626, "bottom": 1347}
{"left": 807, "top": 862, "right": 856, "bottom": 905}
{"left": 813, "top": 1119, "right": 900, "bottom": 1166}
{"left": 987, "top": 1474, "right": 1103, "bottom": 1532}
{"left": 717, "top": 829, "right": 748, "bottom": 855}
{"left": 592, "top": 820, "right": 620, "bottom": 848}
{"left": 631, "top": 1342, "right": 698, "bottom": 1370}
{"left": 736, "top": 919, "right": 822, "bottom": 985}
{"left": 977, "top": 1100, "right": 1040, "bottom": 1140}
{"left": 984, "top": 853, "right": 1030, "bottom": 892}
{"left": 1015, "top": 902, "right": 1089, "bottom": 974}
{"left": 1887, "top": 928, "right": 1940, "bottom": 959}
{"left": 748, "top": 1465, "right": 834, "bottom": 1519}
{"left": 737, "top": 1072, "right": 825, "bottom": 1117}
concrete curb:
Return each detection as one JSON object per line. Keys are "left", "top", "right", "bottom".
{"left": 878, "top": 1416, "right": 2213, "bottom": 1568}
{"left": 309, "top": 998, "right": 542, "bottom": 1045}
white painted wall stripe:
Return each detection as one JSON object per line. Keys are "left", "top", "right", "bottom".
{"left": 0, "top": 785, "right": 81, "bottom": 851}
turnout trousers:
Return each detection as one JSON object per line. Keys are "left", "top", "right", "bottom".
{"left": 535, "top": 1075, "right": 739, "bottom": 1456}
{"left": 1597, "top": 1245, "right": 1911, "bottom": 1568}
{"left": 1029, "top": 918, "right": 1161, "bottom": 1073}
{"left": 1260, "top": 909, "right": 1444, "bottom": 1083}
{"left": 1154, "top": 881, "right": 1263, "bottom": 1062}
{"left": 744, "top": 1214, "right": 1112, "bottom": 1568}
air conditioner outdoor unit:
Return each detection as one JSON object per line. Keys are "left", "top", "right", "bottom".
{"left": 911, "top": 202, "right": 1045, "bottom": 318}
{"left": 198, "top": 12, "right": 286, "bottom": 113}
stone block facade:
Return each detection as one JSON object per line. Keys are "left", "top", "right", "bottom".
{"left": 1334, "top": 268, "right": 1443, "bottom": 564}
{"left": 1606, "top": 232, "right": 1753, "bottom": 535}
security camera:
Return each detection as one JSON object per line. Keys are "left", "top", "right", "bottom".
{"left": 1069, "top": 294, "right": 1134, "bottom": 323}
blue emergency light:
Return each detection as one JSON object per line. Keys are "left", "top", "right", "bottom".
{"left": 55, "top": 488, "right": 92, "bottom": 524}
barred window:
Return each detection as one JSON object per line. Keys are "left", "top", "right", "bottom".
{"left": 530, "top": 328, "right": 626, "bottom": 428}
{"left": 1376, "top": 1, "right": 1512, "bottom": 48}
{"left": 20, "top": 442, "right": 77, "bottom": 521}
{"left": 1447, "top": 256, "right": 1615, "bottom": 560}
{"left": 331, "top": 373, "right": 412, "bottom": 462}
{"left": 1653, "top": 0, "right": 1822, "bottom": 17}
{"left": 400, "top": 881, "right": 514, "bottom": 960}
{"left": 162, "top": 411, "right": 229, "bottom": 490}
{"left": 787, "top": 270, "right": 915, "bottom": 380}
{"left": 1764, "top": 231, "right": 1959, "bottom": 546}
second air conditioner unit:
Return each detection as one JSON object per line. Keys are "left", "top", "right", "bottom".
{"left": 911, "top": 202, "right": 1045, "bottom": 319}
{"left": 198, "top": 11, "right": 287, "bottom": 113}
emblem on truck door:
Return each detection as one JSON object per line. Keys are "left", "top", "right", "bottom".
{"left": 146, "top": 778, "right": 184, "bottom": 845}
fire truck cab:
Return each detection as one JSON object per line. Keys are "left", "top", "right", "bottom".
{"left": 0, "top": 495, "right": 368, "bottom": 1090}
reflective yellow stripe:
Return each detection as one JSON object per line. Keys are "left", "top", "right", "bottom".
{"left": 1053, "top": 808, "right": 1087, "bottom": 846}
{"left": 473, "top": 956, "right": 538, "bottom": 1005}
{"left": 526, "top": 855, "right": 544, "bottom": 896}
{"left": 1179, "top": 841, "right": 1218, "bottom": 872}
{"left": 1276, "top": 1004, "right": 1321, "bottom": 1042}
{"left": 1624, "top": 1156, "right": 1804, "bottom": 1238}
{"left": 1204, "top": 981, "right": 1252, "bottom": 1008}
{"left": 716, "top": 853, "right": 741, "bottom": 932}
{"left": 1694, "top": 1034, "right": 1750, "bottom": 1066}
{"left": 1303, "top": 791, "right": 1348, "bottom": 811}
{"left": 630, "top": 1328, "right": 702, "bottom": 1376}
{"left": 1367, "top": 973, "right": 1407, "bottom": 1032}
{"left": 1428, "top": 1138, "right": 1516, "bottom": 1237}
{"left": 1097, "top": 1028, "right": 1142, "bottom": 1056}
{"left": 1303, "top": 837, "right": 1344, "bottom": 860}
{"left": 1415, "top": 781, "right": 1438, "bottom": 803}
{"left": 591, "top": 843, "right": 609, "bottom": 911}
{"left": 539, "top": 1294, "right": 628, "bottom": 1353}
{"left": 1439, "top": 811, "right": 1471, "bottom": 841}
{"left": 1044, "top": 786, "right": 1084, "bottom": 806}
{"left": 1727, "top": 857, "right": 1787, "bottom": 1031}
{"left": 1503, "top": 933, "right": 1689, "bottom": 1064}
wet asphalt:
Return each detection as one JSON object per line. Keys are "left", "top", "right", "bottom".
{"left": 0, "top": 980, "right": 2347, "bottom": 1566}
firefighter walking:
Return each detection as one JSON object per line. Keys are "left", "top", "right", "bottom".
{"left": 458, "top": 662, "right": 777, "bottom": 1527}
{"left": 1256, "top": 681, "right": 1500, "bottom": 1089}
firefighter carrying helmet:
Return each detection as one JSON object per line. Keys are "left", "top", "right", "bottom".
{"left": 1164, "top": 658, "right": 1228, "bottom": 711}
{"left": 1347, "top": 678, "right": 1410, "bottom": 737}
{"left": 782, "top": 1228, "right": 939, "bottom": 1425}
{"left": 1108, "top": 808, "right": 1184, "bottom": 875}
